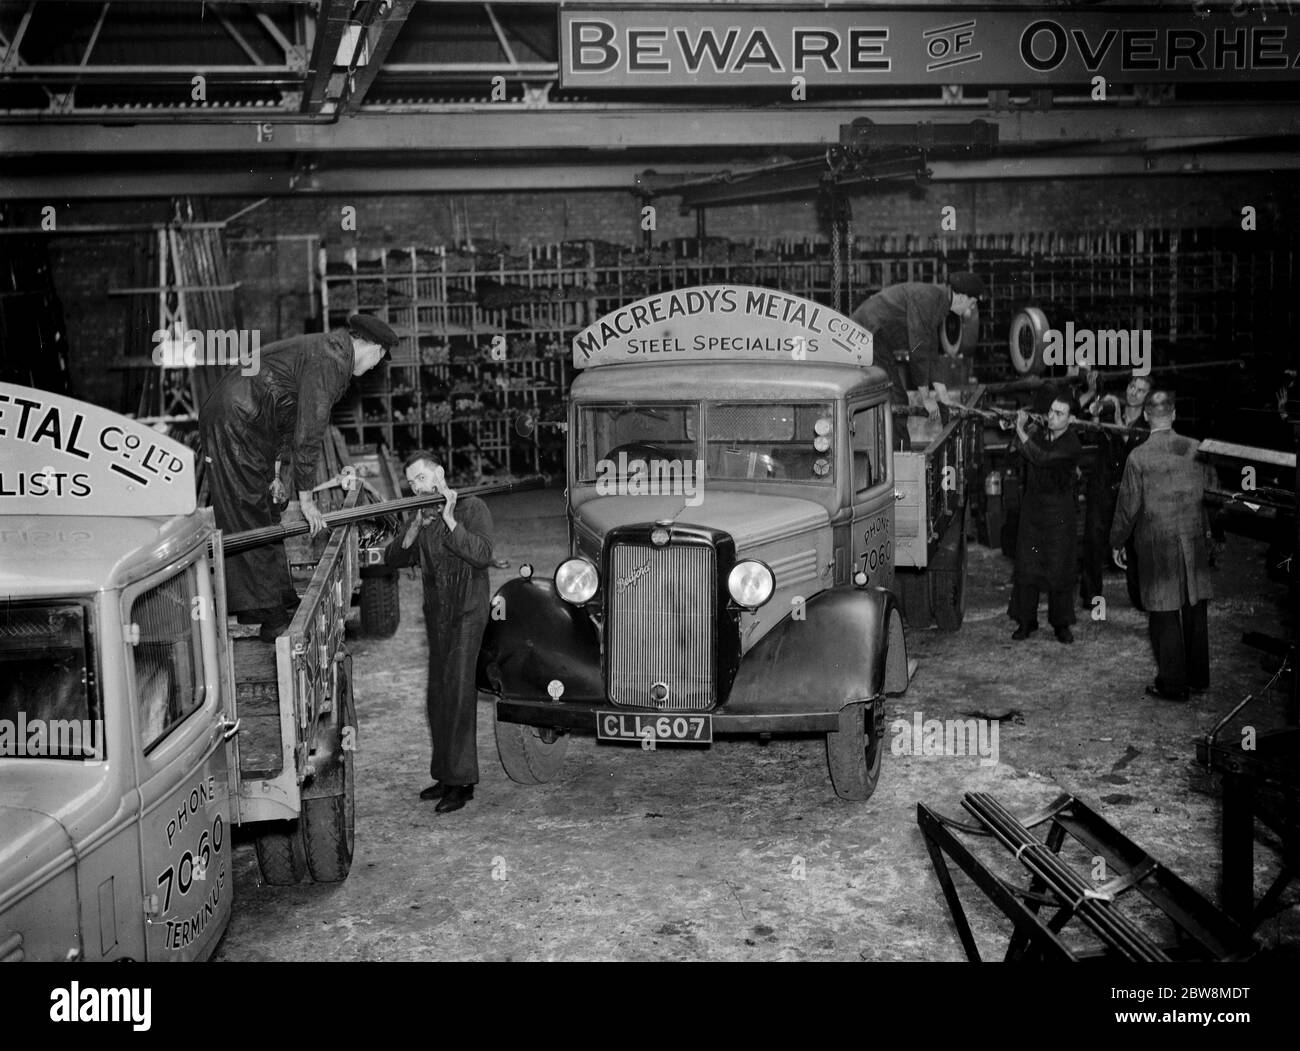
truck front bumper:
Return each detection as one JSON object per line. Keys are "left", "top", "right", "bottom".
{"left": 492, "top": 696, "right": 868, "bottom": 735}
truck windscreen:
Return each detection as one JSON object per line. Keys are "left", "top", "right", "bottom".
{"left": 577, "top": 401, "right": 835, "bottom": 484}
{"left": 0, "top": 601, "right": 102, "bottom": 760}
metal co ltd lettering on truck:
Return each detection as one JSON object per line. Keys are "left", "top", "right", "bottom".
{"left": 571, "top": 284, "right": 872, "bottom": 370}
{"left": 0, "top": 383, "right": 195, "bottom": 516}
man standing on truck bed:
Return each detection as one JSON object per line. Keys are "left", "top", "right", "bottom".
{"left": 385, "top": 451, "right": 494, "bottom": 814}
{"left": 850, "top": 271, "right": 986, "bottom": 408}
{"left": 200, "top": 314, "right": 397, "bottom": 641}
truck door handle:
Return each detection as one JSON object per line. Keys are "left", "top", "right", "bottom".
{"left": 894, "top": 489, "right": 904, "bottom": 501}
{"left": 216, "top": 716, "right": 241, "bottom": 741}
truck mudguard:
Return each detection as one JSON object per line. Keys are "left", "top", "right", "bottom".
{"left": 726, "top": 585, "right": 907, "bottom": 717}
{"left": 477, "top": 577, "right": 604, "bottom": 701}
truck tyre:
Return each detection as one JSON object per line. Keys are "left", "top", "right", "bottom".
{"left": 931, "top": 510, "right": 968, "bottom": 633}
{"left": 495, "top": 714, "right": 569, "bottom": 784}
{"left": 896, "top": 568, "right": 932, "bottom": 629}
{"left": 253, "top": 823, "right": 309, "bottom": 886}
{"left": 1009, "top": 306, "right": 1050, "bottom": 375}
{"left": 826, "top": 702, "right": 882, "bottom": 802}
{"left": 360, "top": 572, "right": 400, "bottom": 637}
{"left": 303, "top": 663, "right": 356, "bottom": 883}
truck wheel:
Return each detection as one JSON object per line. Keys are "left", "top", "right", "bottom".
{"left": 495, "top": 714, "right": 569, "bottom": 784}
{"left": 826, "top": 702, "right": 882, "bottom": 802}
{"left": 931, "top": 512, "right": 968, "bottom": 633}
{"left": 896, "top": 568, "right": 932, "bottom": 629}
{"left": 360, "top": 573, "right": 400, "bottom": 637}
{"left": 253, "top": 823, "right": 309, "bottom": 886}
{"left": 303, "top": 662, "right": 356, "bottom": 883}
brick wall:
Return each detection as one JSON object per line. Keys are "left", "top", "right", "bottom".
{"left": 19, "top": 172, "right": 1299, "bottom": 409}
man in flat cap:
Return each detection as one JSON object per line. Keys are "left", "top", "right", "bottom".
{"left": 200, "top": 313, "right": 399, "bottom": 640}
{"left": 851, "top": 271, "right": 986, "bottom": 411}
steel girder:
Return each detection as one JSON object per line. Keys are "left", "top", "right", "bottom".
{"left": 2, "top": 102, "right": 1298, "bottom": 152}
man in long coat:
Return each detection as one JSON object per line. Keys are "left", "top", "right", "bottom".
{"left": 1010, "top": 394, "right": 1084, "bottom": 644}
{"left": 384, "top": 451, "right": 494, "bottom": 814}
{"left": 200, "top": 314, "right": 397, "bottom": 640}
{"left": 1109, "top": 390, "right": 1213, "bottom": 701}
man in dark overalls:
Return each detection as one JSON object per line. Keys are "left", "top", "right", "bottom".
{"left": 384, "top": 451, "right": 494, "bottom": 814}
{"left": 1009, "top": 393, "right": 1084, "bottom": 644}
{"left": 200, "top": 314, "right": 397, "bottom": 641}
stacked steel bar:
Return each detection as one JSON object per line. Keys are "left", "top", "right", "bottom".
{"left": 963, "top": 792, "right": 1170, "bottom": 962}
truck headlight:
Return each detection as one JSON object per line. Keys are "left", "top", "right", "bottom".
{"left": 555, "top": 557, "right": 599, "bottom": 604}
{"left": 728, "top": 560, "right": 774, "bottom": 610}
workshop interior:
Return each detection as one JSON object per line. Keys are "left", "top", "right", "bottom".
{"left": 1, "top": 0, "right": 1299, "bottom": 983}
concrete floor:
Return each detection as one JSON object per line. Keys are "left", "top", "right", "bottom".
{"left": 214, "top": 486, "right": 1299, "bottom": 961}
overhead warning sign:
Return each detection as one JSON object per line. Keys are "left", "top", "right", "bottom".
{"left": 0, "top": 382, "right": 196, "bottom": 517}
{"left": 560, "top": 6, "right": 1300, "bottom": 88}
{"left": 572, "top": 285, "right": 873, "bottom": 369}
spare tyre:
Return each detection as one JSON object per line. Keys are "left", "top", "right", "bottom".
{"left": 1009, "top": 306, "right": 1050, "bottom": 375}
{"left": 940, "top": 304, "right": 980, "bottom": 357}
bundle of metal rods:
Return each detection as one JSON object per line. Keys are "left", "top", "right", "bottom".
{"left": 221, "top": 476, "right": 544, "bottom": 554}
{"left": 963, "top": 792, "right": 1170, "bottom": 962}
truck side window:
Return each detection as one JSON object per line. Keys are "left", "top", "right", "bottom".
{"left": 852, "top": 404, "right": 887, "bottom": 495}
{"left": 130, "top": 564, "right": 207, "bottom": 753}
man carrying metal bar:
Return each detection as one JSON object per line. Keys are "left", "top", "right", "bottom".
{"left": 1109, "top": 391, "right": 1214, "bottom": 702}
{"left": 200, "top": 314, "right": 398, "bottom": 641}
{"left": 1009, "top": 392, "right": 1084, "bottom": 644}
{"left": 384, "top": 451, "right": 494, "bottom": 815}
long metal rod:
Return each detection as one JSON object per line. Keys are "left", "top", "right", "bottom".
{"left": 979, "top": 360, "right": 1246, "bottom": 395}
{"left": 944, "top": 400, "right": 1132, "bottom": 436}
{"left": 221, "top": 476, "right": 544, "bottom": 554}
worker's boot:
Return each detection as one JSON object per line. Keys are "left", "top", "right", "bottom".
{"left": 257, "top": 606, "right": 294, "bottom": 643}
{"left": 435, "top": 785, "right": 474, "bottom": 814}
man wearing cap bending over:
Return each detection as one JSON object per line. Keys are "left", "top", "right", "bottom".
{"left": 850, "top": 271, "right": 987, "bottom": 409}
{"left": 200, "top": 313, "right": 398, "bottom": 641}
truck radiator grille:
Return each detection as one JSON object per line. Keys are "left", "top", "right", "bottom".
{"left": 607, "top": 543, "right": 715, "bottom": 710}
